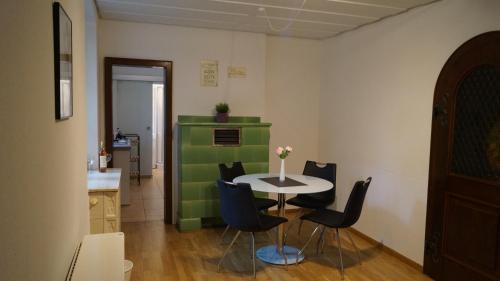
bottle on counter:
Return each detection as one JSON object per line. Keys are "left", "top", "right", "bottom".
{"left": 99, "top": 141, "right": 107, "bottom": 173}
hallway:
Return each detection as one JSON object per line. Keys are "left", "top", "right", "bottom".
{"left": 122, "top": 168, "right": 164, "bottom": 222}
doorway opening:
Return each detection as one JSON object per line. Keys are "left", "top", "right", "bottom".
{"left": 105, "top": 57, "right": 173, "bottom": 224}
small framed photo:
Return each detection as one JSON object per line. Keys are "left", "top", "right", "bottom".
{"left": 53, "top": 2, "right": 73, "bottom": 120}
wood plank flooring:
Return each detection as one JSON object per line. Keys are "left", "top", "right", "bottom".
{"left": 122, "top": 219, "right": 433, "bottom": 281}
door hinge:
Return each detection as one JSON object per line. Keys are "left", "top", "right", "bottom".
{"left": 425, "top": 232, "right": 441, "bottom": 263}
{"left": 433, "top": 92, "right": 450, "bottom": 127}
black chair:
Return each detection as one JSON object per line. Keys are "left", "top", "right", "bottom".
{"left": 218, "top": 162, "right": 278, "bottom": 241}
{"left": 285, "top": 161, "right": 336, "bottom": 236}
{"left": 217, "top": 180, "right": 288, "bottom": 277}
{"left": 295, "top": 177, "right": 371, "bottom": 280}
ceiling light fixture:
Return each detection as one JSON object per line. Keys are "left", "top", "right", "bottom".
{"left": 260, "top": 0, "right": 307, "bottom": 32}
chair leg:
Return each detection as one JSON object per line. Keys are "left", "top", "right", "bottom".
{"left": 316, "top": 226, "right": 326, "bottom": 255}
{"left": 218, "top": 230, "right": 241, "bottom": 272}
{"left": 249, "top": 233, "right": 253, "bottom": 259}
{"left": 297, "top": 219, "right": 304, "bottom": 241}
{"left": 219, "top": 225, "right": 230, "bottom": 244}
{"left": 251, "top": 232, "right": 256, "bottom": 278}
{"left": 335, "top": 228, "right": 345, "bottom": 280}
{"left": 296, "top": 224, "right": 321, "bottom": 264}
{"left": 283, "top": 247, "right": 288, "bottom": 270}
{"left": 345, "top": 229, "right": 362, "bottom": 265}
{"left": 320, "top": 228, "right": 327, "bottom": 254}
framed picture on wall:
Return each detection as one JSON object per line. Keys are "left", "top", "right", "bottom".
{"left": 53, "top": 2, "right": 73, "bottom": 120}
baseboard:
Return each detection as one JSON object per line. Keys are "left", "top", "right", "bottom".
{"left": 269, "top": 209, "right": 423, "bottom": 272}
{"left": 348, "top": 227, "right": 423, "bottom": 272}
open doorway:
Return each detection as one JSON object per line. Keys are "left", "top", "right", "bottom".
{"left": 104, "top": 57, "right": 173, "bottom": 224}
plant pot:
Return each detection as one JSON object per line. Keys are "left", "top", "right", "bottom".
{"left": 215, "top": 112, "right": 229, "bottom": 123}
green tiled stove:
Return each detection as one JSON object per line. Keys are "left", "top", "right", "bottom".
{"left": 177, "top": 115, "right": 271, "bottom": 231}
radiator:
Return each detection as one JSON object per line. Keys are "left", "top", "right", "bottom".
{"left": 66, "top": 232, "right": 124, "bottom": 281}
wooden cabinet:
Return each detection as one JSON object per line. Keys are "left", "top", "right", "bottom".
{"left": 89, "top": 191, "right": 120, "bottom": 234}
{"left": 88, "top": 169, "right": 122, "bottom": 234}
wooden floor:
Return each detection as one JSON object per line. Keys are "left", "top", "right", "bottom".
{"left": 122, "top": 220, "right": 433, "bottom": 281}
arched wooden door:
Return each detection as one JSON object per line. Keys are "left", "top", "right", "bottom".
{"left": 424, "top": 32, "right": 500, "bottom": 281}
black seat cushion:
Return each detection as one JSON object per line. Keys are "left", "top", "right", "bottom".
{"left": 301, "top": 209, "right": 345, "bottom": 228}
{"left": 255, "top": 198, "right": 278, "bottom": 210}
{"left": 286, "top": 195, "right": 331, "bottom": 209}
{"left": 238, "top": 214, "right": 287, "bottom": 232}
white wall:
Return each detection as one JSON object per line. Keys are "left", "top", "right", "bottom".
{"left": 86, "top": 0, "right": 99, "bottom": 164}
{"left": 98, "top": 20, "right": 267, "bottom": 129}
{"left": 0, "top": 1, "right": 89, "bottom": 280}
{"left": 319, "top": 0, "right": 500, "bottom": 264}
{"left": 266, "top": 36, "right": 322, "bottom": 207}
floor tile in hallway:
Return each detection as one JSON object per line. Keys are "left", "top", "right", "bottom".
{"left": 122, "top": 168, "right": 164, "bottom": 222}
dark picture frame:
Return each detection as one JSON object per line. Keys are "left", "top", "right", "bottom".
{"left": 53, "top": 2, "right": 73, "bottom": 120}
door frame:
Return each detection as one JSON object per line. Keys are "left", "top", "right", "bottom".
{"left": 423, "top": 31, "right": 500, "bottom": 278}
{"left": 104, "top": 57, "right": 173, "bottom": 224}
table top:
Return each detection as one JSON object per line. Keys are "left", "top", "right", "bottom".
{"left": 233, "top": 173, "right": 333, "bottom": 194}
{"left": 87, "top": 168, "right": 122, "bottom": 192}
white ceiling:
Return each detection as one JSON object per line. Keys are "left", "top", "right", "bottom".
{"left": 96, "top": 0, "right": 438, "bottom": 39}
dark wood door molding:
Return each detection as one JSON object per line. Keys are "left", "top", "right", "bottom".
{"left": 424, "top": 31, "right": 500, "bottom": 280}
{"left": 104, "top": 57, "right": 173, "bottom": 224}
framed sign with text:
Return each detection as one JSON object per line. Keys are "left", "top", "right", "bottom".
{"left": 200, "top": 60, "right": 218, "bottom": 87}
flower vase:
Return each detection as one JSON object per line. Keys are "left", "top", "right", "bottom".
{"left": 279, "top": 159, "right": 285, "bottom": 182}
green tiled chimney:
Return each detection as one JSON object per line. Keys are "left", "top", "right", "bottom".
{"left": 177, "top": 115, "right": 271, "bottom": 231}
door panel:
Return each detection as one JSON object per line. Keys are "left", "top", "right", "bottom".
{"left": 424, "top": 32, "right": 500, "bottom": 281}
{"left": 443, "top": 193, "right": 500, "bottom": 273}
{"left": 443, "top": 260, "right": 495, "bottom": 281}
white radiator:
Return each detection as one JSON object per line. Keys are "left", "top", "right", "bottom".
{"left": 66, "top": 232, "right": 124, "bottom": 281}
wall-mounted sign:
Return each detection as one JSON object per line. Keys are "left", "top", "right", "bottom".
{"left": 200, "top": 60, "right": 218, "bottom": 87}
{"left": 228, "top": 66, "right": 247, "bottom": 78}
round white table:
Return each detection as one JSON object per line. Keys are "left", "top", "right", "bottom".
{"left": 233, "top": 173, "right": 333, "bottom": 265}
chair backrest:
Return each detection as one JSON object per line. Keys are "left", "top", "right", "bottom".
{"left": 341, "top": 177, "right": 372, "bottom": 227}
{"left": 299, "top": 160, "right": 337, "bottom": 204}
{"left": 217, "top": 180, "right": 261, "bottom": 230}
{"left": 218, "top": 161, "right": 246, "bottom": 182}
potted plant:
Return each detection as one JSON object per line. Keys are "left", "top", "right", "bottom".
{"left": 215, "top": 102, "right": 230, "bottom": 123}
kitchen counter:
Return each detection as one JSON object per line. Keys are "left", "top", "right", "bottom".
{"left": 87, "top": 168, "right": 122, "bottom": 192}
{"left": 113, "top": 139, "right": 131, "bottom": 150}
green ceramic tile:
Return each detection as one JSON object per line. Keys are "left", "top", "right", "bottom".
{"left": 178, "top": 115, "right": 261, "bottom": 124}
{"left": 181, "top": 164, "right": 219, "bottom": 182}
{"left": 242, "top": 127, "right": 269, "bottom": 145}
{"left": 239, "top": 145, "right": 269, "bottom": 162}
{"left": 190, "top": 127, "right": 213, "bottom": 145}
{"left": 191, "top": 200, "right": 220, "bottom": 218}
{"left": 253, "top": 191, "right": 268, "bottom": 199}
{"left": 178, "top": 218, "right": 201, "bottom": 231}
{"left": 180, "top": 201, "right": 192, "bottom": 218}
{"left": 180, "top": 127, "right": 191, "bottom": 145}
{"left": 177, "top": 116, "right": 271, "bottom": 225}
{"left": 181, "top": 182, "right": 218, "bottom": 200}
{"left": 181, "top": 146, "right": 217, "bottom": 164}
{"left": 215, "top": 147, "right": 239, "bottom": 163}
